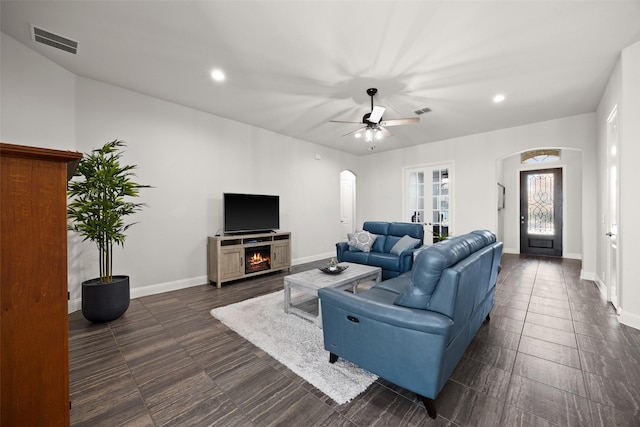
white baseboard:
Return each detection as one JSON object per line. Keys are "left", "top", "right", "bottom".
{"left": 580, "top": 270, "right": 597, "bottom": 282}
{"left": 68, "top": 275, "right": 208, "bottom": 314}
{"left": 565, "top": 252, "right": 582, "bottom": 260}
{"left": 130, "top": 275, "right": 208, "bottom": 299}
{"left": 619, "top": 309, "right": 640, "bottom": 330}
{"left": 68, "top": 298, "right": 81, "bottom": 314}
{"left": 591, "top": 273, "right": 607, "bottom": 299}
{"left": 292, "top": 252, "right": 333, "bottom": 265}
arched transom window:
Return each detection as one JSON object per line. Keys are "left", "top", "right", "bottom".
{"left": 521, "top": 149, "right": 561, "bottom": 164}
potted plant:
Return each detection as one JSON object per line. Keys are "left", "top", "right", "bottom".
{"left": 432, "top": 230, "right": 450, "bottom": 243}
{"left": 67, "top": 140, "right": 150, "bottom": 323}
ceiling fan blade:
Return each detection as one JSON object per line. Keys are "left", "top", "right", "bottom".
{"left": 341, "top": 126, "right": 366, "bottom": 137}
{"left": 379, "top": 117, "right": 420, "bottom": 127}
{"left": 379, "top": 126, "right": 393, "bottom": 137}
{"left": 368, "top": 106, "right": 385, "bottom": 124}
{"left": 330, "top": 120, "right": 362, "bottom": 124}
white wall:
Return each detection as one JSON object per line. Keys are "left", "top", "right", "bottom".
{"left": 1, "top": 32, "right": 360, "bottom": 311}
{"left": 595, "top": 58, "right": 621, "bottom": 301}
{"left": 0, "top": 33, "right": 76, "bottom": 149}
{"left": 500, "top": 149, "right": 583, "bottom": 259}
{"left": 619, "top": 41, "right": 640, "bottom": 328}
{"left": 595, "top": 40, "right": 640, "bottom": 329}
{"left": 357, "top": 114, "right": 597, "bottom": 276}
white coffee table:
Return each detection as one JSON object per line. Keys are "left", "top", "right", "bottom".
{"left": 283, "top": 262, "right": 382, "bottom": 327}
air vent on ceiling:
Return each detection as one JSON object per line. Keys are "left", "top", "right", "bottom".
{"left": 414, "top": 107, "right": 432, "bottom": 116}
{"left": 31, "top": 25, "right": 78, "bottom": 55}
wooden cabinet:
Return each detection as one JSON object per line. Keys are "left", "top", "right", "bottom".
{"left": 219, "top": 247, "right": 244, "bottom": 282}
{"left": 272, "top": 241, "right": 291, "bottom": 270}
{"left": 1, "top": 143, "right": 82, "bottom": 426}
{"left": 208, "top": 232, "right": 291, "bottom": 287}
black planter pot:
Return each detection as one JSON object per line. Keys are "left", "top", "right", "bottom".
{"left": 82, "top": 275, "right": 130, "bottom": 323}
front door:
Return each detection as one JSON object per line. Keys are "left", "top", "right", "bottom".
{"left": 520, "top": 168, "right": 563, "bottom": 257}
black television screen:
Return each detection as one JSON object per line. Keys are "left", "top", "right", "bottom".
{"left": 223, "top": 193, "right": 280, "bottom": 234}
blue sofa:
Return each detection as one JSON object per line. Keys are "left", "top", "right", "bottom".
{"left": 336, "top": 221, "right": 424, "bottom": 280}
{"left": 319, "top": 230, "right": 503, "bottom": 418}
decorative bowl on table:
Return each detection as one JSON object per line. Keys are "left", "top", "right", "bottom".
{"left": 318, "top": 264, "right": 349, "bottom": 274}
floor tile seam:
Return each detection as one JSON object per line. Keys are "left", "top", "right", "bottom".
{"left": 573, "top": 330, "right": 631, "bottom": 350}
{"left": 580, "top": 365, "right": 640, "bottom": 403}
{"left": 517, "top": 325, "right": 580, "bottom": 348}
{"left": 580, "top": 372, "right": 627, "bottom": 415}
{"left": 501, "top": 396, "right": 566, "bottom": 427}
{"left": 514, "top": 350, "right": 583, "bottom": 377}
{"left": 512, "top": 354, "right": 591, "bottom": 400}
{"left": 109, "top": 300, "right": 215, "bottom": 426}
{"left": 523, "top": 319, "right": 574, "bottom": 335}
{"left": 106, "top": 324, "right": 158, "bottom": 427}
{"left": 370, "top": 381, "right": 446, "bottom": 424}
{"left": 215, "top": 372, "right": 335, "bottom": 426}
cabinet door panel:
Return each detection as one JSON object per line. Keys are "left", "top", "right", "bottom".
{"left": 272, "top": 242, "right": 290, "bottom": 269}
{"left": 220, "top": 248, "right": 243, "bottom": 280}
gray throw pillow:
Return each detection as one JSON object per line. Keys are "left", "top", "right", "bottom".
{"left": 348, "top": 231, "right": 377, "bottom": 253}
{"left": 390, "top": 235, "right": 421, "bottom": 256}
{"left": 346, "top": 232, "right": 360, "bottom": 251}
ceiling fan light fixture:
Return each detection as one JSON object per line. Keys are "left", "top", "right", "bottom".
{"left": 354, "top": 132, "right": 362, "bottom": 138}
{"left": 368, "top": 106, "right": 385, "bottom": 124}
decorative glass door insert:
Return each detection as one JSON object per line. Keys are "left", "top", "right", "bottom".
{"left": 526, "top": 172, "right": 555, "bottom": 235}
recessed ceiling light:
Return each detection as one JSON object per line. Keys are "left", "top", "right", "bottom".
{"left": 493, "top": 94, "right": 506, "bottom": 103}
{"left": 210, "top": 69, "right": 225, "bottom": 82}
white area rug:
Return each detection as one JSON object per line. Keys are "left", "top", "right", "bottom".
{"left": 210, "top": 290, "right": 377, "bottom": 405}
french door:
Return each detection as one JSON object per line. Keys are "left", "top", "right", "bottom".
{"left": 405, "top": 164, "right": 452, "bottom": 244}
{"left": 519, "top": 168, "right": 563, "bottom": 257}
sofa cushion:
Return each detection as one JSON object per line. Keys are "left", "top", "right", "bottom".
{"left": 340, "top": 250, "right": 370, "bottom": 264}
{"left": 348, "top": 231, "right": 377, "bottom": 252}
{"left": 372, "top": 275, "right": 412, "bottom": 295}
{"left": 371, "top": 235, "right": 387, "bottom": 253}
{"left": 390, "top": 235, "right": 421, "bottom": 256}
{"left": 367, "top": 252, "right": 401, "bottom": 272}
{"left": 363, "top": 221, "right": 390, "bottom": 235}
{"left": 388, "top": 222, "right": 425, "bottom": 240}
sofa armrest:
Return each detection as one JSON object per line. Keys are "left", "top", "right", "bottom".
{"left": 398, "top": 250, "right": 418, "bottom": 273}
{"left": 336, "top": 241, "right": 350, "bottom": 261}
{"left": 318, "top": 287, "right": 453, "bottom": 335}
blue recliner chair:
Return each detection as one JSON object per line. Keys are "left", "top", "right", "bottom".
{"left": 320, "top": 230, "right": 503, "bottom": 418}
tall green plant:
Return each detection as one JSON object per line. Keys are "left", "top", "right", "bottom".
{"left": 67, "top": 140, "right": 150, "bottom": 283}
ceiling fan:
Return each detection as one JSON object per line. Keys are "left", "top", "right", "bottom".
{"left": 330, "top": 88, "right": 420, "bottom": 146}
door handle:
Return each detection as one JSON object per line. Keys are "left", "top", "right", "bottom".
{"left": 606, "top": 232, "right": 614, "bottom": 237}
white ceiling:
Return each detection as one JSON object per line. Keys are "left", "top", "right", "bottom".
{"left": 2, "top": 1, "right": 640, "bottom": 155}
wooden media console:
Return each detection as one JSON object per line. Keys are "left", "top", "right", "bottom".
{"left": 207, "top": 231, "right": 291, "bottom": 287}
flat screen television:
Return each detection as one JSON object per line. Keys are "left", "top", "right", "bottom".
{"left": 223, "top": 193, "right": 280, "bottom": 234}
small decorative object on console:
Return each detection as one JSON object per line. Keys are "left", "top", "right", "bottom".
{"left": 319, "top": 259, "right": 348, "bottom": 275}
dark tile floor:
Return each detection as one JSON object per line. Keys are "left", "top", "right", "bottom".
{"left": 68, "top": 254, "right": 640, "bottom": 426}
